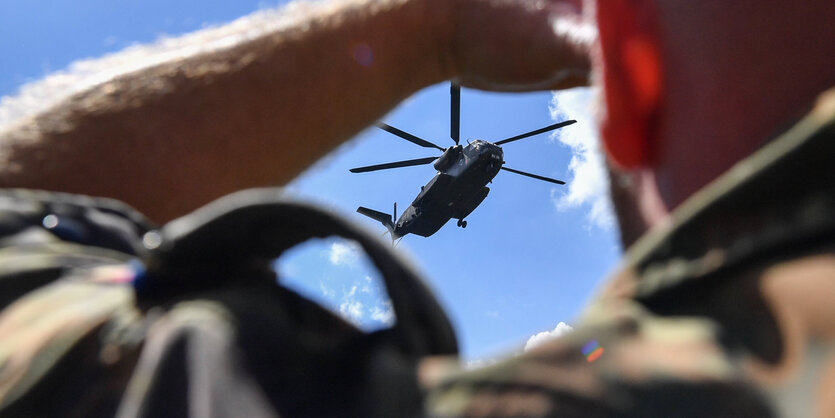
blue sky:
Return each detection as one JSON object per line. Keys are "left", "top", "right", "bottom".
{"left": 0, "top": 0, "right": 621, "bottom": 361}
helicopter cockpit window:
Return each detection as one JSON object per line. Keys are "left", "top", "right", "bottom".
{"left": 466, "top": 141, "right": 483, "bottom": 156}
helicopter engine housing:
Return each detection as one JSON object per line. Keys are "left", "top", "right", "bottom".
{"left": 433, "top": 145, "right": 463, "bottom": 172}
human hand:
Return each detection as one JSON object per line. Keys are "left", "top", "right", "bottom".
{"left": 438, "top": 0, "right": 593, "bottom": 91}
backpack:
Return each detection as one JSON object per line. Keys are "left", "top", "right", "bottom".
{"left": 0, "top": 188, "right": 457, "bottom": 417}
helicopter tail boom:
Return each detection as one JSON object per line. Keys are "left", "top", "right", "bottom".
{"left": 357, "top": 206, "right": 396, "bottom": 235}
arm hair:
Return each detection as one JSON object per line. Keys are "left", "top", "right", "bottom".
{"left": 0, "top": 0, "right": 451, "bottom": 222}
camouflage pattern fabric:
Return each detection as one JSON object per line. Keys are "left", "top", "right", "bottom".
{"left": 0, "top": 189, "right": 457, "bottom": 417}
{"left": 0, "top": 191, "right": 153, "bottom": 417}
{"left": 421, "top": 88, "right": 835, "bottom": 417}
{"left": 1, "top": 86, "right": 834, "bottom": 417}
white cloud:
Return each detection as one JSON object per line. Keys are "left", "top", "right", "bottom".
{"left": 328, "top": 241, "right": 360, "bottom": 266}
{"left": 339, "top": 299, "right": 364, "bottom": 323}
{"left": 361, "top": 275, "right": 372, "bottom": 294}
{"left": 319, "top": 281, "right": 336, "bottom": 299}
{"left": 339, "top": 285, "right": 364, "bottom": 324}
{"left": 337, "top": 283, "right": 395, "bottom": 327}
{"left": 524, "top": 322, "right": 574, "bottom": 352}
{"left": 370, "top": 301, "right": 394, "bottom": 326}
{"left": 550, "top": 88, "right": 615, "bottom": 229}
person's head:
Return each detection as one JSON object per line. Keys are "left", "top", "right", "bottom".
{"left": 592, "top": 0, "right": 835, "bottom": 245}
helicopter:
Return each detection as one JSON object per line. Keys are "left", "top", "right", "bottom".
{"left": 351, "top": 83, "right": 576, "bottom": 240}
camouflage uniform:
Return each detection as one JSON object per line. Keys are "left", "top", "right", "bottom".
{"left": 1, "top": 87, "right": 834, "bottom": 417}
{"left": 422, "top": 89, "right": 835, "bottom": 417}
{"left": 0, "top": 190, "right": 457, "bottom": 417}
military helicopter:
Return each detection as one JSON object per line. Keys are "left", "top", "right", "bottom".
{"left": 351, "top": 83, "right": 575, "bottom": 240}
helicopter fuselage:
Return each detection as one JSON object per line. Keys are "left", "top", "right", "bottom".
{"left": 354, "top": 83, "right": 572, "bottom": 240}
{"left": 392, "top": 140, "right": 503, "bottom": 238}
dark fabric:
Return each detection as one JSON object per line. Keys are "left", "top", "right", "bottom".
{"left": 4, "top": 88, "right": 833, "bottom": 417}
{"left": 423, "top": 89, "right": 835, "bottom": 417}
{"left": 0, "top": 189, "right": 153, "bottom": 310}
{"left": 0, "top": 188, "right": 458, "bottom": 417}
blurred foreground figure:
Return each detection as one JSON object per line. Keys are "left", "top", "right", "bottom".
{"left": 0, "top": 0, "right": 833, "bottom": 417}
{"left": 423, "top": 1, "right": 835, "bottom": 416}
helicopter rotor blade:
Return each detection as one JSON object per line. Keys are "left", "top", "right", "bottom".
{"left": 494, "top": 120, "right": 577, "bottom": 146}
{"left": 349, "top": 156, "right": 438, "bottom": 173}
{"left": 501, "top": 166, "right": 565, "bottom": 185}
{"left": 376, "top": 123, "right": 445, "bottom": 151}
{"left": 451, "top": 83, "right": 460, "bottom": 145}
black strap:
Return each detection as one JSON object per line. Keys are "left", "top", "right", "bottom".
{"left": 139, "top": 188, "right": 458, "bottom": 357}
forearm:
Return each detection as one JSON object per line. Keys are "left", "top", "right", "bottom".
{"left": 0, "top": 0, "right": 450, "bottom": 222}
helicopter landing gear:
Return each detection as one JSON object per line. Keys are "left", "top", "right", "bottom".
{"left": 456, "top": 219, "right": 468, "bottom": 228}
